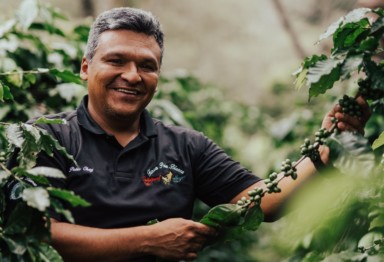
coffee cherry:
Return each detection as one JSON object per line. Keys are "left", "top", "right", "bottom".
{"left": 358, "top": 78, "right": 384, "bottom": 100}
{"left": 338, "top": 95, "right": 363, "bottom": 118}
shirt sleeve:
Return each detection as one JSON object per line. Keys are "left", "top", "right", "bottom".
{"left": 193, "top": 134, "right": 261, "bottom": 207}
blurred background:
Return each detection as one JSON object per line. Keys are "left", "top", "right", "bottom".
{"left": 0, "top": 0, "right": 363, "bottom": 105}
{"left": 1, "top": 0, "right": 383, "bottom": 261}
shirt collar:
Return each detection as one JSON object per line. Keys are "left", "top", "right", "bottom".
{"left": 77, "top": 95, "right": 157, "bottom": 137}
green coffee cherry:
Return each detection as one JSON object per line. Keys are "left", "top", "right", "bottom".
{"left": 338, "top": 95, "right": 363, "bottom": 118}
{"left": 358, "top": 78, "right": 384, "bottom": 100}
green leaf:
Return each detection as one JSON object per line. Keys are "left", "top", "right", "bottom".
{"left": 49, "top": 198, "right": 74, "bottom": 223}
{"left": 29, "top": 22, "right": 65, "bottom": 36}
{"left": 24, "top": 73, "right": 36, "bottom": 84}
{"left": 0, "top": 81, "right": 4, "bottom": 102}
{"left": 242, "top": 205, "right": 264, "bottom": 231}
{"left": 0, "top": 80, "right": 14, "bottom": 101}
{"left": 49, "top": 69, "right": 83, "bottom": 84}
{"left": 36, "top": 243, "right": 64, "bottom": 262}
{"left": 307, "top": 58, "right": 342, "bottom": 99}
{"left": 293, "top": 55, "right": 327, "bottom": 75}
{"left": 6, "top": 72, "right": 23, "bottom": 88}
{"left": 5, "top": 123, "right": 24, "bottom": 148}
{"left": 319, "top": 17, "right": 343, "bottom": 42}
{"left": 332, "top": 20, "right": 370, "bottom": 54}
{"left": 2, "top": 81, "right": 14, "bottom": 100}
{"left": 38, "top": 128, "right": 77, "bottom": 165}
{"left": 73, "top": 25, "right": 91, "bottom": 42}
{"left": 357, "top": 36, "right": 379, "bottom": 52}
{"left": 341, "top": 7, "right": 371, "bottom": 24}
{"left": 18, "top": 124, "right": 41, "bottom": 169}
{"left": 293, "top": 55, "right": 330, "bottom": 92}
{"left": 27, "top": 166, "right": 66, "bottom": 179}
{"left": 371, "top": 16, "right": 384, "bottom": 36}
{"left": 16, "top": 0, "right": 39, "bottom": 30}
{"left": 22, "top": 123, "right": 41, "bottom": 142}
{"left": 34, "top": 117, "right": 66, "bottom": 125}
{"left": 200, "top": 204, "right": 243, "bottom": 229}
{"left": 4, "top": 203, "right": 32, "bottom": 235}
{"left": 369, "top": 215, "right": 384, "bottom": 231}
{"left": 372, "top": 131, "right": 384, "bottom": 150}
{"left": 147, "top": 219, "right": 160, "bottom": 225}
{"left": 319, "top": 8, "right": 371, "bottom": 41}
{"left": 327, "top": 132, "right": 376, "bottom": 175}
{"left": 48, "top": 188, "right": 90, "bottom": 208}
{"left": 22, "top": 187, "right": 50, "bottom": 212}
{"left": 0, "top": 19, "right": 16, "bottom": 38}
{"left": 2, "top": 235, "right": 27, "bottom": 255}
{"left": 340, "top": 54, "right": 363, "bottom": 79}
{"left": 293, "top": 68, "right": 308, "bottom": 90}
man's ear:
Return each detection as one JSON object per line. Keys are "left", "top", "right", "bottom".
{"left": 80, "top": 57, "right": 89, "bottom": 81}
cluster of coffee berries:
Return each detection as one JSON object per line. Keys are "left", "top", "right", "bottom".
{"left": 246, "top": 187, "right": 264, "bottom": 206}
{"left": 300, "top": 128, "right": 331, "bottom": 162}
{"left": 338, "top": 95, "right": 363, "bottom": 118}
{"left": 280, "top": 159, "right": 298, "bottom": 180}
{"left": 358, "top": 78, "right": 384, "bottom": 101}
{"left": 236, "top": 196, "right": 252, "bottom": 211}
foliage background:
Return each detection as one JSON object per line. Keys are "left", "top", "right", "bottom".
{"left": 1, "top": 0, "right": 383, "bottom": 261}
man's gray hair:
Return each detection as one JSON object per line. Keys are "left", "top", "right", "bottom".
{"left": 85, "top": 7, "right": 164, "bottom": 63}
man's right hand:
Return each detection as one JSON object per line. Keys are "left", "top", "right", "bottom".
{"left": 145, "top": 218, "right": 217, "bottom": 261}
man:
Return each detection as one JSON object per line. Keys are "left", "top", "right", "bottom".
{"left": 27, "top": 7, "right": 369, "bottom": 262}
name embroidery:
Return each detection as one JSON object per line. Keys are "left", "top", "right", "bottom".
{"left": 69, "top": 166, "right": 94, "bottom": 174}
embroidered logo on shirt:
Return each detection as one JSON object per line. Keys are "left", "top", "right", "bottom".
{"left": 143, "top": 162, "right": 185, "bottom": 186}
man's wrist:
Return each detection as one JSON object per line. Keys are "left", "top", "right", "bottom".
{"left": 312, "top": 145, "right": 330, "bottom": 172}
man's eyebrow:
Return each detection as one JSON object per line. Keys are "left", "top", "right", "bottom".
{"left": 102, "top": 52, "right": 123, "bottom": 57}
{"left": 102, "top": 52, "right": 158, "bottom": 61}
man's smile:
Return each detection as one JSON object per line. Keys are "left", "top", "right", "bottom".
{"left": 113, "top": 88, "right": 141, "bottom": 95}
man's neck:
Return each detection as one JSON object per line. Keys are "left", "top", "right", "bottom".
{"left": 88, "top": 106, "right": 142, "bottom": 147}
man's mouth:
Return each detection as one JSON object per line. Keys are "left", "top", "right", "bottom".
{"left": 114, "top": 88, "right": 140, "bottom": 95}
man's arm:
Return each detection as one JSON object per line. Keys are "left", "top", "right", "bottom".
{"left": 50, "top": 217, "right": 216, "bottom": 262}
{"left": 232, "top": 97, "right": 371, "bottom": 221}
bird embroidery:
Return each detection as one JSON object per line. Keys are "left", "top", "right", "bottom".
{"left": 162, "top": 171, "right": 174, "bottom": 185}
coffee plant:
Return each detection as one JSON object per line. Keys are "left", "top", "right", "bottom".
{"left": 0, "top": 0, "right": 90, "bottom": 260}
{"left": 195, "top": 7, "right": 384, "bottom": 262}
{"left": 2, "top": 0, "right": 384, "bottom": 261}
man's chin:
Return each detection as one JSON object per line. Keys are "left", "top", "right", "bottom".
{"left": 107, "top": 108, "right": 142, "bottom": 121}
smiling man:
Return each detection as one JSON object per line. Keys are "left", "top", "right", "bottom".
{"left": 81, "top": 29, "right": 161, "bottom": 146}
{"left": 20, "top": 7, "right": 370, "bottom": 262}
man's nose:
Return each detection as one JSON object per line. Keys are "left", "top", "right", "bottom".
{"left": 121, "top": 63, "right": 141, "bottom": 83}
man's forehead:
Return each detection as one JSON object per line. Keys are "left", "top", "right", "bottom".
{"left": 98, "top": 29, "right": 158, "bottom": 46}
{"left": 95, "top": 30, "right": 161, "bottom": 60}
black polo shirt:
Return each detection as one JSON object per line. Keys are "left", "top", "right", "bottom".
{"left": 35, "top": 96, "right": 260, "bottom": 228}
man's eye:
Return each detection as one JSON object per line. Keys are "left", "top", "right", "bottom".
{"left": 108, "top": 59, "right": 123, "bottom": 65}
{"left": 140, "top": 64, "right": 157, "bottom": 72}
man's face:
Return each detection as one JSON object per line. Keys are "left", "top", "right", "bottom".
{"left": 80, "top": 30, "right": 161, "bottom": 122}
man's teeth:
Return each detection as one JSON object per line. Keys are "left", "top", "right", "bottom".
{"left": 115, "top": 88, "right": 138, "bottom": 95}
